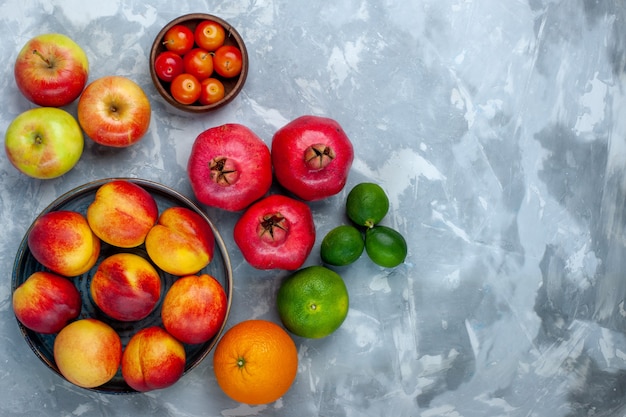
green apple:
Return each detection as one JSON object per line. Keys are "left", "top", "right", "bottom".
{"left": 4, "top": 107, "right": 84, "bottom": 179}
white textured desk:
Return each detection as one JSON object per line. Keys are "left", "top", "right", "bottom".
{"left": 1, "top": 1, "right": 625, "bottom": 416}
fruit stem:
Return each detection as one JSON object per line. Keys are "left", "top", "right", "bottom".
{"left": 209, "top": 157, "right": 239, "bottom": 187}
{"left": 32, "top": 50, "right": 52, "bottom": 68}
{"left": 258, "top": 213, "right": 288, "bottom": 242}
{"left": 304, "top": 144, "right": 335, "bottom": 170}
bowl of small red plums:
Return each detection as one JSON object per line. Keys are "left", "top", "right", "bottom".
{"left": 149, "top": 13, "right": 248, "bottom": 113}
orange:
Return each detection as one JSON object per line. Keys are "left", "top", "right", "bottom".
{"left": 212, "top": 319, "right": 298, "bottom": 405}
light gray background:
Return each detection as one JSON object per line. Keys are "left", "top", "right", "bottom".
{"left": 2, "top": 1, "right": 626, "bottom": 416}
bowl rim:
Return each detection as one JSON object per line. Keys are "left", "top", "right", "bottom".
{"left": 149, "top": 13, "right": 249, "bottom": 113}
{"left": 11, "top": 177, "right": 234, "bottom": 394}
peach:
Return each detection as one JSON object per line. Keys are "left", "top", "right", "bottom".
{"left": 161, "top": 274, "right": 227, "bottom": 344}
{"left": 27, "top": 210, "right": 100, "bottom": 277}
{"left": 12, "top": 271, "right": 81, "bottom": 334}
{"left": 53, "top": 318, "right": 122, "bottom": 388}
{"left": 90, "top": 252, "right": 161, "bottom": 322}
{"left": 145, "top": 206, "right": 215, "bottom": 276}
{"left": 87, "top": 180, "right": 158, "bottom": 248}
{"left": 121, "top": 326, "right": 186, "bottom": 392}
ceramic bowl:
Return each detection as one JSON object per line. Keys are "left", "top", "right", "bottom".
{"left": 149, "top": 13, "right": 248, "bottom": 113}
{"left": 11, "top": 178, "right": 233, "bottom": 394}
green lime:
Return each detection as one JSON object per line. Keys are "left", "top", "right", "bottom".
{"left": 276, "top": 265, "right": 349, "bottom": 339}
{"left": 320, "top": 225, "right": 365, "bottom": 266}
{"left": 346, "top": 182, "right": 389, "bottom": 228}
{"left": 365, "top": 225, "right": 407, "bottom": 268}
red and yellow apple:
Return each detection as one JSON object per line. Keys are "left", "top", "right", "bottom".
{"left": 145, "top": 206, "right": 215, "bottom": 276}
{"left": 53, "top": 318, "right": 122, "bottom": 388}
{"left": 161, "top": 274, "right": 227, "bottom": 344}
{"left": 27, "top": 210, "right": 100, "bottom": 277}
{"left": 90, "top": 253, "right": 161, "bottom": 322}
{"left": 121, "top": 326, "right": 186, "bottom": 392}
{"left": 86, "top": 180, "right": 158, "bottom": 248}
{"left": 12, "top": 271, "right": 81, "bottom": 334}
{"left": 4, "top": 107, "right": 84, "bottom": 179}
{"left": 14, "top": 33, "right": 89, "bottom": 107}
{"left": 77, "top": 75, "right": 151, "bottom": 147}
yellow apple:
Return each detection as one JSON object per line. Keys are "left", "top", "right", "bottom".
{"left": 4, "top": 107, "right": 84, "bottom": 179}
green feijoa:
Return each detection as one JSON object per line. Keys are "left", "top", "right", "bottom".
{"left": 346, "top": 182, "right": 389, "bottom": 228}
{"left": 320, "top": 225, "right": 365, "bottom": 266}
{"left": 365, "top": 225, "right": 407, "bottom": 268}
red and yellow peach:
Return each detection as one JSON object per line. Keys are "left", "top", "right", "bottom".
{"left": 161, "top": 274, "right": 227, "bottom": 344}
{"left": 121, "top": 326, "right": 186, "bottom": 392}
{"left": 27, "top": 210, "right": 100, "bottom": 277}
{"left": 90, "top": 253, "right": 161, "bottom": 322}
{"left": 145, "top": 206, "right": 215, "bottom": 276}
{"left": 87, "top": 180, "right": 158, "bottom": 248}
{"left": 53, "top": 318, "right": 122, "bottom": 388}
{"left": 12, "top": 271, "right": 81, "bottom": 334}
